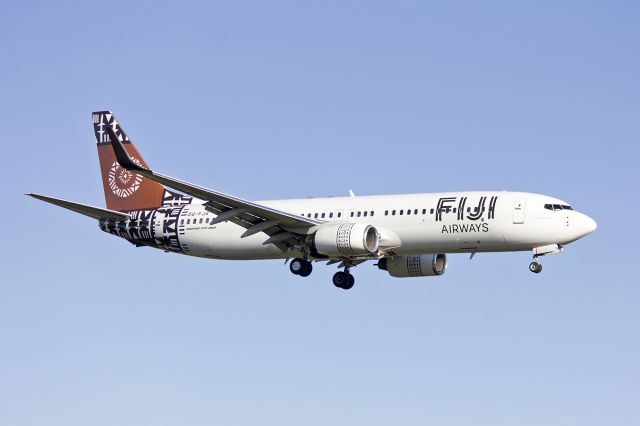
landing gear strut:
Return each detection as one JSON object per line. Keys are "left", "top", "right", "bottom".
{"left": 290, "top": 258, "right": 313, "bottom": 277}
{"left": 529, "top": 257, "right": 543, "bottom": 274}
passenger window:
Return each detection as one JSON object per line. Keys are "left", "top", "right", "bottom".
{"left": 400, "top": 210, "right": 404, "bottom": 215}
{"left": 200, "top": 218, "right": 203, "bottom": 224}
{"left": 357, "top": 211, "right": 361, "bottom": 217}
{"left": 392, "top": 210, "right": 396, "bottom": 215}
{"left": 371, "top": 211, "right": 374, "bottom": 217}
{"left": 321, "top": 213, "right": 325, "bottom": 218}
{"left": 187, "top": 219, "right": 190, "bottom": 224}
{"left": 338, "top": 212, "right": 342, "bottom": 218}
{"left": 407, "top": 209, "right": 411, "bottom": 215}
{"left": 329, "top": 212, "right": 333, "bottom": 218}
{"left": 350, "top": 212, "right": 354, "bottom": 217}
{"left": 422, "top": 209, "right": 426, "bottom": 214}
{"left": 314, "top": 213, "right": 318, "bottom": 218}
{"left": 430, "top": 209, "right": 434, "bottom": 214}
{"left": 414, "top": 209, "right": 418, "bottom": 215}
{"left": 181, "top": 219, "right": 184, "bottom": 225}
{"left": 363, "top": 211, "right": 368, "bottom": 217}
{"left": 385, "top": 210, "right": 389, "bottom": 216}
{"left": 453, "top": 208, "right": 457, "bottom": 213}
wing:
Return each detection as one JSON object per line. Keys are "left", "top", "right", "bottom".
{"left": 26, "top": 193, "right": 131, "bottom": 221}
{"left": 105, "top": 125, "right": 320, "bottom": 251}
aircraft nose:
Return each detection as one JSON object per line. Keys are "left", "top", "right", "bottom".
{"left": 577, "top": 213, "right": 597, "bottom": 237}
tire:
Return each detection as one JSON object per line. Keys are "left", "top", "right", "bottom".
{"left": 529, "top": 262, "right": 542, "bottom": 273}
{"left": 332, "top": 271, "right": 349, "bottom": 288}
{"left": 299, "top": 261, "right": 313, "bottom": 277}
{"left": 342, "top": 273, "right": 355, "bottom": 290}
{"left": 290, "top": 258, "right": 304, "bottom": 275}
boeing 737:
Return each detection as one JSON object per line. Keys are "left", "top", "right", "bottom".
{"left": 28, "top": 111, "right": 597, "bottom": 289}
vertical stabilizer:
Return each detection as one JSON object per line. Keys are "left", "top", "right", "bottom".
{"left": 92, "top": 111, "right": 165, "bottom": 211}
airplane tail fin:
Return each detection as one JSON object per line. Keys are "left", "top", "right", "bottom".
{"left": 92, "top": 111, "right": 165, "bottom": 212}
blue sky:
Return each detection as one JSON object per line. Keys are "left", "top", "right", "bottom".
{"left": 1, "top": 1, "right": 638, "bottom": 425}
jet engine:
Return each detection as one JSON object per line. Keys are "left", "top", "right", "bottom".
{"left": 378, "top": 254, "right": 447, "bottom": 278}
{"left": 311, "top": 223, "right": 379, "bottom": 257}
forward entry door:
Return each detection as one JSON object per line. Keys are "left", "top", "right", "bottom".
{"left": 513, "top": 199, "right": 526, "bottom": 224}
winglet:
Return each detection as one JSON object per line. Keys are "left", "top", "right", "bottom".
{"left": 105, "top": 125, "right": 148, "bottom": 172}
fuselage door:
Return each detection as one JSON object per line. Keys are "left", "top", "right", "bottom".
{"left": 513, "top": 199, "right": 526, "bottom": 224}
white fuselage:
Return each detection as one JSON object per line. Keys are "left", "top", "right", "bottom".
{"left": 170, "top": 191, "right": 596, "bottom": 260}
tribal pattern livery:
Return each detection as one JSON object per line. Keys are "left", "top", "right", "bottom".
{"left": 336, "top": 223, "right": 357, "bottom": 256}
{"left": 92, "top": 111, "right": 166, "bottom": 212}
{"left": 99, "top": 203, "right": 191, "bottom": 253}
{"left": 93, "top": 112, "right": 131, "bottom": 145}
{"left": 108, "top": 157, "right": 144, "bottom": 198}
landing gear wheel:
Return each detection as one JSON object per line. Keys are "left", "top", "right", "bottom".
{"left": 344, "top": 273, "right": 355, "bottom": 290}
{"left": 290, "top": 258, "right": 312, "bottom": 277}
{"left": 332, "top": 271, "right": 354, "bottom": 289}
{"left": 529, "top": 261, "right": 542, "bottom": 274}
{"left": 299, "top": 261, "right": 313, "bottom": 277}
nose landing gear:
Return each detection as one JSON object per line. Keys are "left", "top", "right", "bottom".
{"left": 529, "top": 257, "right": 543, "bottom": 273}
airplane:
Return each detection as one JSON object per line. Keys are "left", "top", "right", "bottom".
{"left": 27, "top": 111, "right": 597, "bottom": 290}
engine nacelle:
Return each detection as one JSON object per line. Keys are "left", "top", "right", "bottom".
{"left": 312, "top": 223, "right": 379, "bottom": 257}
{"left": 378, "top": 254, "right": 447, "bottom": 278}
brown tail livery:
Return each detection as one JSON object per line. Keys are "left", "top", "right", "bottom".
{"left": 92, "top": 111, "right": 165, "bottom": 212}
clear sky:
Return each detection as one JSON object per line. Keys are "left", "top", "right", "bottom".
{"left": 1, "top": 1, "right": 638, "bottom": 425}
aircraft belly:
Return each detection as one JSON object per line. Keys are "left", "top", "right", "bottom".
{"left": 178, "top": 225, "right": 285, "bottom": 260}
{"left": 392, "top": 217, "right": 510, "bottom": 254}
{"left": 503, "top": 217, "right": 563, "bottom": 251}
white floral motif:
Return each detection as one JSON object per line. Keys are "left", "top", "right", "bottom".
{"left": 108, "top": 158, "right": 143, "bottom": 198}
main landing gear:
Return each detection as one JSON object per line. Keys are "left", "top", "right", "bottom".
{"left": 289, "top": 258, "right": 313, "bottom": 277}
{"left": 333, "top": 262, "right": 355, "bottom": 290}
{"left": 529, "top": 257, "right": 543, "bottom": 274}
{"left": 289, "top": 257, "right": 356, "bottom": 290}
{"left": 332, "top": 271, "right": 355, "bottom": 290}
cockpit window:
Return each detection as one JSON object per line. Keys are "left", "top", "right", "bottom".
{"left": 544, "top": 203, "right": 573, "bottom": 211}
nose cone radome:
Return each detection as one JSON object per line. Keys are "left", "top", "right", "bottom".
{"left": 577, "top": 213, "right": 597, "bottom": 238}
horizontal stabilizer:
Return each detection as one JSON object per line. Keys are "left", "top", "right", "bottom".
{"left": 26, "top": 193, "right": 131, "bottom": 221}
